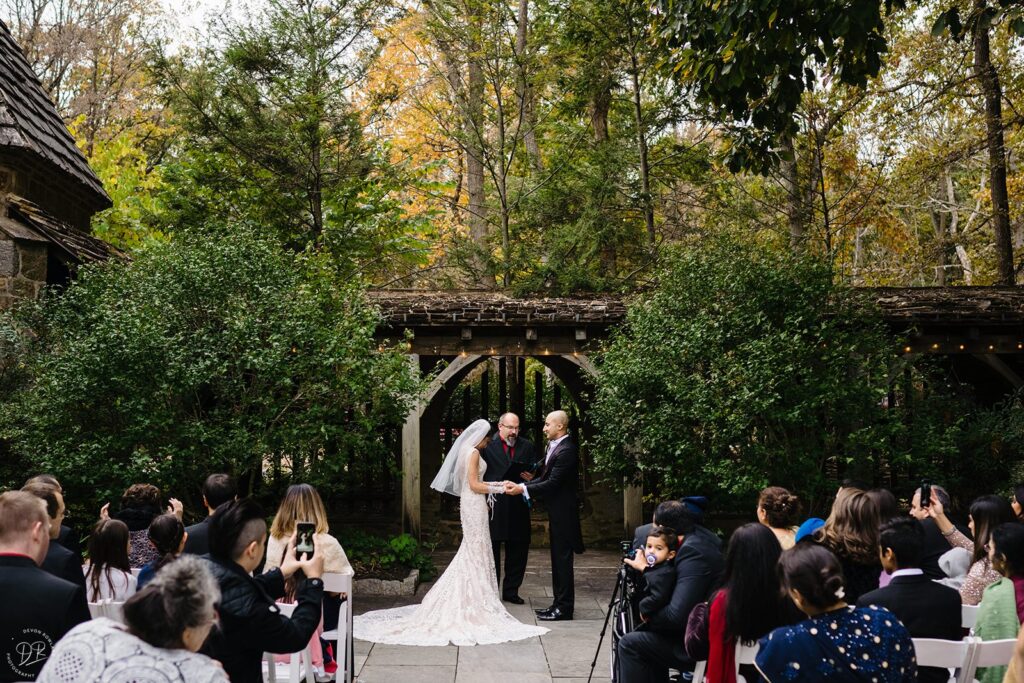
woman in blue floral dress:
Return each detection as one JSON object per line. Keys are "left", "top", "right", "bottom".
{"left": 756, "top": 543, "right": 916, "bottom": 682}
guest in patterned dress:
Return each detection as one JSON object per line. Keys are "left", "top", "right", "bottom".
{"left": 38, "top": 555, "right": 226, "bottom": 683}
{"left": 925, "top": 491, "right": 1016, "bottom": 605}
{"left": 756, "top": 543, "right": 916, "bottom": 683}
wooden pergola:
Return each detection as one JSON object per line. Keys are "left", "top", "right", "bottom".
{"left": 369, "top": 287, "right": 1024, "bottom": 539}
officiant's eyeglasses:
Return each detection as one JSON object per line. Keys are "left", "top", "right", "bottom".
{"left": 499, "top": 423, "right": 519, "bottom": 431}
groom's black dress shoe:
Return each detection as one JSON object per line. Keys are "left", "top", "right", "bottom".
{"left": 534, "top": 606, "right": 555, "bottom": 616}
{"left": 503, "top": 594, "right": 525, "bottom": 605}
{"left": 537, "top": 608, "right": 572, "bottom": 621}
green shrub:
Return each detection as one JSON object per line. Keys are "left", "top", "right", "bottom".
{"left": 339, "top": 529, "right": 437, "bottom": 581}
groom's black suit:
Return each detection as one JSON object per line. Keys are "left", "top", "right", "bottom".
{"left": 525, "top": 437, "right": 584, "bottom": 615}
{"left": 482, "top": 434, "right": 539, "bottom": 598}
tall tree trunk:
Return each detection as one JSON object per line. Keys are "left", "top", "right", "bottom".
{"left": 590, "top": 86, "right": 611, "bottom": 143}
{"left": 466, "top": 14, "right": 489, "bottom": 286}
{"left": 628, "top": 51, "right": 655, "bottom": 246}
{"left": 780, "top": 134, "right": 805, "bottom": 252}
{"left": 515, "top": 0, "right": 541, "bottom": 173}
{"left": 973, "top": 2, "right": 1015, "bottom": 285}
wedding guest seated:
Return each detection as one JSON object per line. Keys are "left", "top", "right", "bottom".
{"left": 972, "top": 523, "right": 1024, "bottom": 683}
{"left": 201, "top": 499, "right": 325, "bottom": 683}
{"left": 616, "top": 499, "right": 724, "bottom": 682}
{"left": 810, "top": 487, "right": 882, "bottom": 602}
{"left": 632, "top": 496, "right": 717, "bottom": 552}
{"left": 83, "top": 519, "right": 137, "bottom": 602}
{"left": 263, "top": 484, "right": 352, "bottom": 678}
{"left": 21, "top": 482, "right": 87, "bottom": 595}
{"left": 24, "top": 475, "right": 80, "bottom": 558}
{"left": 856, "top": 516, "right": 961, "bottom": 683}
{"left": 137, "top": 513, "right": 187, "bottom": 589}
{"left": 870, "top": 489, "right": 902, "bottom": 587}
{"left": 1013, "top": 483, "right": 1024, "bottom": 522}
{"left": 623, "top": 526, "right": 678, "bottom": 622}
{"left": 757, "top": 486, "right": 801, "bottom": 550}
{"left": 910, "top": 483, "right": 970, "bottom": 579}
{"left": 695, "top": 523, "right": 797, "bottom": 683}
{"left": 106, "top": 484, "right": 183, "bottom": 568}
{"left": 183, "top": 473, "right": 236, "bottom": 556}
{"left": 38, "top": 555, "right": 228, "bottom": 683}
{"left": 925, "top": 491, "right": 1016, "bottom": 605}
{"left": 0, "top": 491, "right": 90, "bottom": 682}
{"left": 755, "top": 543, "right": 916, "bottom": 682}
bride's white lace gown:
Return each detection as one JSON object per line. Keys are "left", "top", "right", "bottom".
{"left": 353, "top": 449, "right": 549, "bottom": 646}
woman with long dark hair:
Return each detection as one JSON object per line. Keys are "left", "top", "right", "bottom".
{"left": 706, "top": 523, "right": 795, "bottom": 683}
{"left": 136, "top": 513, "right": 186, "bottom": 589}
{"left": 83, "top": 519, "right": 136, "bottom": 602}
{"left": 926, "top": 492, "right": 1016, "bottom": 605}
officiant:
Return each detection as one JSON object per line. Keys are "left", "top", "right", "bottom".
{"left": 482, "top": 412, "right": 539, "bottom": 604}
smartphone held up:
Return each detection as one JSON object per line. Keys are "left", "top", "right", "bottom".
{"left": 296, "top": 521, "right": 316, "bottom": 560}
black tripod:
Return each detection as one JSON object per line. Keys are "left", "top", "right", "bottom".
{"left": 587, "top": 545, "right": 636, "bottom": 683}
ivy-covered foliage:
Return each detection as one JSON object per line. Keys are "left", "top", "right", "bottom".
{"left": 0, "top": 228, "right": 419, "bottom": 516}
{"left": 590, "top": 239, "right": 1024, "bottom": 510}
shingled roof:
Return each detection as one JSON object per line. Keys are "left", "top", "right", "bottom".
{"left": 4, "top": 195, "right": 123, "bottom": 263}
{"left": 0, "top": 20, "right": 109, "bottom": 207}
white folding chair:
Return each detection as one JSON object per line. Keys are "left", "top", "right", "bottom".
{"left": 320, "top": 571, "right": 354, "bottom": 683}
{"left": 735, "top": 642, "right": 759, "bottom": 683}
{"left": 961, "top": 604, "right": 980, "bottom": 631}
{"left": 262, "top": 602, "right": 314, "bottom": 683}
{"left": 962, "top": 637, "right": 1017, "bottom": 683}
{"left": 691, "top": 660, "right": 706, "bottom": 682}
{"left": 87, "top": 601, "right": 105, "bottom": 619}
{"left": 912, "top": 637, "right": 975, "bottom": 683}
{"left": 105, "top": 601, "right": 125, "bottom": 624}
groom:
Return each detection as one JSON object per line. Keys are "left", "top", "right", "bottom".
{"left": 505, "top": 410, "right": 584, "bottom": 621}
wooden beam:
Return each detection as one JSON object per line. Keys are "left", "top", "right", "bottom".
{"left": 401, "top": 354, "right": 421, "bottom": 538}
{"left": 624, "top": 484, "right": 643, "bottom": 538}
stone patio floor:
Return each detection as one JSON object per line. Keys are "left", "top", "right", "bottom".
{"left": 353, "top": 548, "right": 621, "bottom": 682}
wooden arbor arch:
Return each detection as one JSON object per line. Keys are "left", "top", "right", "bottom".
{"left": 369, "top": 291, "right": 637, "bottom": 539}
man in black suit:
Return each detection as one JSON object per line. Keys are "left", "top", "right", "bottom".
{"left": 616, "top": 500, "right": 725, "bottom": 683}
{"left": 505, "top": 410, "right": 584, "bottom": 621}
{"left": 910, "top": 484, "right": 971, "bottom": 579}
{"left": 632, "top": 497, "right": 716, "bottom": 552}
{"left": 0, "top": 491, "right": 90, "bottom": 682}
{"left": 21, "top": 482, "right": 88, "bottom": 599}
{"left": 857, "top": 516, "right": 961, "bottom": 683}
{"left": 183, "top": 473, "right": 237, "bottom": 556}
{"left": 24, "top": 475, "right": 81, "bottom": 559}
{"left": 481, "top": 413, "right": 539, "bottom": 604}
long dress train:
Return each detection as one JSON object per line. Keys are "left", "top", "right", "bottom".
{"left": 353, "top": 450, "right": 549, "bottom": 646}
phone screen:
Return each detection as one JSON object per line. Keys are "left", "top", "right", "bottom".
{"left": 920, "top": 482, "right": 932, "bottom": 508}
{"left": 296, "top": 521, "right": 316, "bottom": 559}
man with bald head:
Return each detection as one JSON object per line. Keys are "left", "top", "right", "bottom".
{"left": 481, "top": 412, "right": 540, "bottom": 604}
{"left": 506, "top": 410, "right": 585, "bottom": 621}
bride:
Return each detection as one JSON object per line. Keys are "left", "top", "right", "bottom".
{"left": 353, "top": 419, "right": 549, "bottom": 646}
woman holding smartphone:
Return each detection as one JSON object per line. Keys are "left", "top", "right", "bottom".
{"left": 265, "top": 484, "right": 352, "bottom": 679}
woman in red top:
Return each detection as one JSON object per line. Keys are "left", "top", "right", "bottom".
{"left": 706, "top": 523, "right": 796, "bottom": 683}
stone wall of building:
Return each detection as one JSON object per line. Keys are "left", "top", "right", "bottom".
{"left": 0, "top": 236, "right": 46, "bottom": 309}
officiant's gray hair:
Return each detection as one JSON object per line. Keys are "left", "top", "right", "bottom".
{"left": 499, "top": 413, "right": 519, "bottom": 425}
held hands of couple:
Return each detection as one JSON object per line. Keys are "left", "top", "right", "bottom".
{"left": 503, "top": 481, "right": 525, "bottom": 496}
{"left": 280, "top": 532, "right": 325, "bottom": 580}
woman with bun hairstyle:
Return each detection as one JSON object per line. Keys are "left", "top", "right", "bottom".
{"left": 757, "top": 487, "right": 802, "bottom": 550}
{"left": 136, "top": 513, "right": 186, "bottom": 590}
{"left": 755, "top": 544, "right": 916, "bottom": 682}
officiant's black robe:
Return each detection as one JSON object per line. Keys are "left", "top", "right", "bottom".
{"left": 482, "top": 435, "right": 538, "bottom": 541}
{"left": 482, "top": 435, "right": 539, "bottom": 597}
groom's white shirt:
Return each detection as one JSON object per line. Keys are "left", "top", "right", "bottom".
{"left": 522, "top": 434, "right": 569, "bottom": 501}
